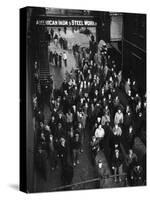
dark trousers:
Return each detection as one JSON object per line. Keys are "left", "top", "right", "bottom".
{"left": 73, "top": 149, "right": 80, "bottom": 163}
{"left": 49, "top": 151, "right": 57, "bottom": 169}
{"left": 64, "top": 59, "right": 67, "bottom": 67}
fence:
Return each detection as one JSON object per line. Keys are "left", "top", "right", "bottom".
{"left": 50, "top": 173, "right": 128, "bottom": 191}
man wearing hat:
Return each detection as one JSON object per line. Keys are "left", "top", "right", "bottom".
{"left": 58, "top": 137, "right": 68, "bottom": 168}
{"left": 112, "top": 149, "right": 123, "bottom": 182}
{"left": 97, "top": 160, "right": 106, "bottom": 188}
{"left": 90, "top": 136, "right": 99, "bottom": 165}
{"left": 72, "top": 133, "right": 81, "bottom": 166}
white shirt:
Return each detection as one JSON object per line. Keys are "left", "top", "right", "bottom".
{"left": 63, "top": 53, "right": 67, "bottom": 60}
{"left": 95, "top": 127, "right": 105, "bottom": 138}
{"left": 114, "top": 112, "right": 123, "bottom": 124}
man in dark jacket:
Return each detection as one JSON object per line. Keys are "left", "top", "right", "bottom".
{"left": 47, "top": 133, "right": 57, "bottom": 170}
{"left": 54, "top": 51, "right": 58, "bottom": 67}
{"left": 72, "top": 133, "right": 81, "bottom": 166}
{"left": 56, "top": 123, "right": 66, "bottom": 140}
{"left": 90, "top": 136, "right": 99, "bottom": 165}
{"left": 59, "top": 53, "right": 62, "bottom": 68}
{"left": 58, "top": 137, "right": 68, "bottom": 168}
{"left": 112, "top": 149, "right": 123, "bottom": 182}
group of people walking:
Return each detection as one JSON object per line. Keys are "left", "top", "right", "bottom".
{"left": 32, "top": 34, "right": 146, "bottom": 188}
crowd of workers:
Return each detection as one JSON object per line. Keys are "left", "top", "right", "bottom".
{"left": 32, "top": 32, "right": 146, "bottom": 188}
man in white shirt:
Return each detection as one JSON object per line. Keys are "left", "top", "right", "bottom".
{"left": 63, "top": 52, "right": 67, "bottom": 67}
{"left": 95, "top": 124, "right": 105, "bottom": 139}
{"left": 95, "top": 124, "right": 105, "bottom": 150}
{"left": 114, "top": 109, "right": 123, "bottom": 125}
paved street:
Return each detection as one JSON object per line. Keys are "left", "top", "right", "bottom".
{"left": 48, "top": 42, "right": 76, "bottom": 89}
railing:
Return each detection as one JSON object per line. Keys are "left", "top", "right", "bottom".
{"left": 50, "top": 173, "right": 128, "bottom": 191}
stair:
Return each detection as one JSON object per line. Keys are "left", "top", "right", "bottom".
{"left": 38, "top": 41, "right": 51, "bottom": 85}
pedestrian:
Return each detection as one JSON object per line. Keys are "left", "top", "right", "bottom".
{"left": 59, "top": 53, "right": 62, "bottom": 68}
{"left": 54, "top": 51, "right": 58, "bottom": 67}
{"left": 114, "top": 108, "right": 124, "bottom": 125}
{"left": 48, "top": 134, "right": 57, "bottom": 171}
{"left": 112, "top": 149, "right": 123, "bottom": 182}
{"left": 97, "top": 160, "right": 106, "bottom": 188}
{"left": 63, "top": 52, "right": 67, "bottom": 67}
{"left": 58, "top": 137, "right": 68, "bottom": 168}
{"left": 72, "top": 133, "right": 81, "bottom": 166}
{"left": 95, "top": 124, "right": 105, "bottom": 150}
{"left": 90, "top": 136, "right": 99, "bottom": 165}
